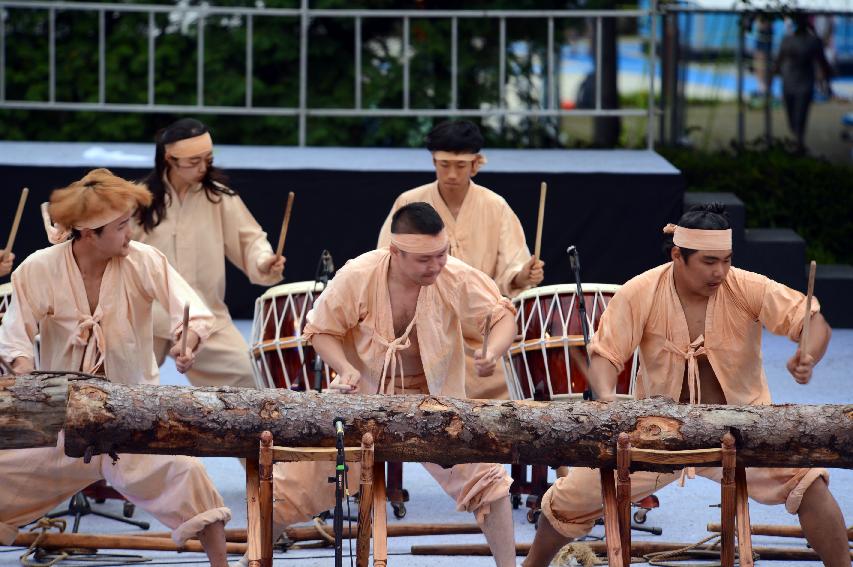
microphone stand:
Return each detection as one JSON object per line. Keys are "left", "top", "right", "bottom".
{"left": 312, "top": 250, "right": 334, "bottom": 392}
{"left": 567, "top": 245, "right": 594, "bottom": 400}
{"left": 332, "top": 417, "right": 346, "bottom": 567}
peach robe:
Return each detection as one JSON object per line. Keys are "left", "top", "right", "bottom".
{"left": 0, "top": 241, "right": 230, "bottom": 545}
{"left": 542, "top": 263, "right": 829, "bottom": 538}
{"left": 136, "top": 178, "right": 283, "bottom": 388}
{"left": 378, "top": 181, "right": 533, "bottom": 399}
{"left": 270, "top": 249, "right": 515, "bottom": 529}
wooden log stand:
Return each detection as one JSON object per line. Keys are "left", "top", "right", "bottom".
{"left": 601, "top": 432, "right": 753, "bottom": 567}
{"left": 245, "top": 431, "right": 387, "bottom": 567}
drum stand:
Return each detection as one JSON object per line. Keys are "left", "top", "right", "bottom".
{"left": 47, "top": 483, "right": 150, "bottom": 533}
{"left": 385, "top": 463, "right": 409, "bottom": 519}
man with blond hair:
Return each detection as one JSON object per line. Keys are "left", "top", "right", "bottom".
{"left": 1, "top": 169, "right": 231, "bottom": 566}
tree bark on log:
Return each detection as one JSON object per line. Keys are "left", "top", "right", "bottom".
{"left": 0, "top": 374, "right": 67, "bottom": 449}
{"left": 58, "top": 377, "right": 853, "bottom": 469}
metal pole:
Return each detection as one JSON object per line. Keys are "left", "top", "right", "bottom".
{"left": 451, "top": 16, "right": 458, "bottom": 110}
{"left": 736, "top": 14, "right": 745, "bottom": 146}
{"left": 246, "top": 13, "right": 253, "bottom": 107}
{"left": 2, "top": 4, "right": 7, "bottom": 102}
{"left": 547, "top": 16, "right": 554, "bottom": 110}
{"left": 763, "top": 15, "right": 772, "bottom": 145}
{"left": 354, "top": 15, "right": 361, "bottom": 110}
{"left": 299, "top": 0, "right": 308, "bottom": 146}
{"left": 197, "top": 11, "right": 205, "bottom": 107}
{"left": 499, "top": 17, "right": 506, "bottom": 108}
{"left": 98, "top": 9, "right": 105, "bottom": 104}
{"left": 402, "top": 16, "right": 409, "bottom": 110}
{"left": 148, "top": 11, "right": 155, "bottom": 105}
{"left": 659, "top": 12, "right": 668, "bottom": 144}
{"left": 49, "top": 6, "right": 55, "bottom": 103}
{"left": 595, "top": 16, "right": 602, "bottom": 110}
{"left": 647, "top": 1, "right": 657, "bottom": 150}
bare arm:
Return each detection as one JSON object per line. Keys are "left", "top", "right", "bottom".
{"left": 473, "top": 314, "right": 517, "bottom": 377}
{"left": 312, "top": 333, "right": 360, "bottom": 392}
{"left": 586, "top": 353, "right": 622, "bottom": 402}
{"left": 787, "top": 312, "right": 831, "bottom": 384}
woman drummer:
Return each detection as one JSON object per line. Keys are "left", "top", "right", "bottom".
{"left": 137, "top": 118, "right": 284, "bottom": 389}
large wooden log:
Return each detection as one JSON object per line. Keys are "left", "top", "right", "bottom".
{"left": 60, "top": 377, "right": 853, "bottom": 469}
{"left": 0, "top": 374, "right": 67, "bottom": 449}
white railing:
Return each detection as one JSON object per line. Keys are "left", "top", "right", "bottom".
{"left": 0, "top": 1, "right": 659, "bottom": 147}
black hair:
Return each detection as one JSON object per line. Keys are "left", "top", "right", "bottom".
{"left": 390, "top": 202, "right": 445, "bottom": 236}
{"left": 71, "top": 226, "right": 104, "bottom": 240}
{"left": 425, "top": 120, "right": 484, "bottom": 154}
{"left": 138, "top": 118, "right": 234, "bottom": 233}
{"left": 663, "top": 202, "right": 731, "bottom": 262}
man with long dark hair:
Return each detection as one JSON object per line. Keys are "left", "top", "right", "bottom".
{"left": 522, "top": 204, "right": 849, "bottom": 567}
{"left": 137, "top": 118, "right": 284, "bottom": 390}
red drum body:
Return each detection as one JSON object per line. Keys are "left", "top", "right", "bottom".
{"left": 504, "top": 284, "right": 638, "bottom": 401}
{"left": 250, "top": 281, "right": 333, "bottom": 391}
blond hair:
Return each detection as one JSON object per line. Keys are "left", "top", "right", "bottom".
{"left": 49, "top": 168, "right": 152, "bottom": 229}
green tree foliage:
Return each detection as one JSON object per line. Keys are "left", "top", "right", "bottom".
{"left": 660, "top": 141, "right": 853, "bottom": 265}
{"left": 0, "top": 0, "right": 586, "bottom": 147}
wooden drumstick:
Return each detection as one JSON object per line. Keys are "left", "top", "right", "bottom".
{"left": 275, "top": 192, "right": 295, "bottom": 259}
{"left": 533, "top": 182, "right": 547, "bottom": 260}
{"left": 481, "top": 313, "right": 493, "bottom": 357}
{"left": 1, "top": 187, "right": 29, "bottom": 260}
{"left": 180, "top": 303, "right": 190, "bottom": 356}
{"left": 799, "top": 260, "right": 817, "bottom": 359}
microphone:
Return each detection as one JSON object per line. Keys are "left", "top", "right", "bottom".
{"left": 315, "top": 249, "right": 336, "bottom": 287}
{"left": 567, "top": 245, "right": 580, "bottom": 271}
{"left": 333, "top": 417, "right": 345, "bottom": 441}
{"left": 313, "top": 353, "right": 324, "bottom": 392}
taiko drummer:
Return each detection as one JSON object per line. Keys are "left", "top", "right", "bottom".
{"left": 522, "top": 203, "right": 849, "bottom": 567}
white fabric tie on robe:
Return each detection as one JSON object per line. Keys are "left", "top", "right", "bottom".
{"left": 663, "top": 334, "right": 707, "bottom": 485}
{"left": 70, "top": 308, "right": 106, "bottom": 374}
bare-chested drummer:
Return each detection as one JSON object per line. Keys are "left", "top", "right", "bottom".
{"left": 522, "top": 203, "right": 850, "bottom": 567}
{"left": 232, "top": 202, "right": 519, "bottom": 567}
{"left": 378, "top": 120, "right": 544, "bottom": 399}
{"left": 0, "top": 169, "right": 230, "bottom": 566}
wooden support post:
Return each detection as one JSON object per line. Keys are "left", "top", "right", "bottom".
{"left": 373, "top": 463, "right": 388, "bottom": 567}
{"left": 356, "top": 433, "right": 375, "bottom": 567}
{"left": 720, "top": 433, "right": 737, "bottom": 567}
{"left": 246, "top": 455, "right": 262, "bottom": 567}
{"left": 259, "top": 431, "right": 274, "bottom": 567}
{"left": 599, "top": 467, "right": 623, "bottom": 566}
{"left": 735, "top": 464, "right": 754, "bottom": 567}
{"left": 616, "top": 432, "right": 632, "bottom": 567}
